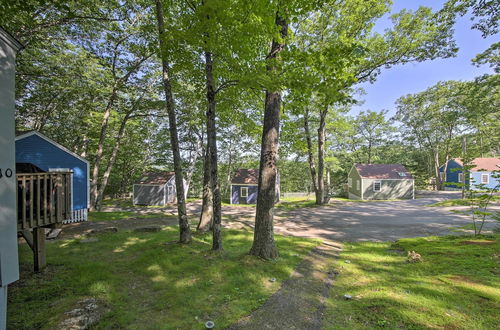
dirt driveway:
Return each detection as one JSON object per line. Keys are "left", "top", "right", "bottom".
{"left": 225, "top": 191, "right": 499, "bottom": 242}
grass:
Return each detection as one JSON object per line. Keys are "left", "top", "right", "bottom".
{"left": 427, "top": 195, "right": 500, "bottom": 207}
{"left": 324, "top": 235, "right": 500, "bottom": 329}
{"left": 88, "top": 211, "right": 170, "bottom": 222}
{"left": 8, "top": 228, "right": 319, "bottom": 329}
{"left": 276, "top": 196, "right": 318, "bottom": 210}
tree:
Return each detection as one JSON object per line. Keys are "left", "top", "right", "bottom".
{"left": 354, "top": 110, "right": 395, "bottom": 164}
{"left": 155, "top": 0, "right": 191, "bottom": 244}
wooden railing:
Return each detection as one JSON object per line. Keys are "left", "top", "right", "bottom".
{"left": 17, "top": 172, "right": 72, "bottom": 231}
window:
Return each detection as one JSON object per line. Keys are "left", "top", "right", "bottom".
{"left": 458, "top": 173, "right": 464, "bottom": 183}
{"left": 240, "top": 187, "right": 248, "bottom": 198}
{"left": 373, "top": 181, "right": 381, "bottom": 192}
{"left": 481, "top": 174, "right": 489, "bottom": 184}
{"left": 348, "top": 178, "right": 352, "bottom": 188}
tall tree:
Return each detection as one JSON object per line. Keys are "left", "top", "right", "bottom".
{"left": 250, "top": 11, "right": 288, "bottom": 260}
{"left": 154, "top": 0, "right": 191, "bottom": 244}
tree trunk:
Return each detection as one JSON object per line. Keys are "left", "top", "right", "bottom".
{"left": 367, "top": 139, "right": 372, "bottom": 163}
{"left": 304, "top": 108, "right": 319, "bottom": 202}
{"left": 155, "top": 0, "right": 191, "bottom": 244}
{"left": 184, "top": 136, "right": 202, "bottom": 197}
{"left": 433, "top": 149, "right": 442, "bottom": 191}
{"left": 250, "top": 12, "right": 287, "bottom": 260}
{"left": 94, "top": 112, "right": 131, "bottom": 210}
{"left": 89, "top": 87, "right": 118, "bottom": 210}
{"left": 197, "top": 145, "right": 213, "bottom": 232}
{"left": 316, "top": 106, "right": 327, "bottom": 205}
{"left": 204, "top": 50, "right": 222, "bottom": 251}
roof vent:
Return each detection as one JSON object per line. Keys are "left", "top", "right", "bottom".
{"left": 398, "top": 172, "right": 407, "bottom": 177}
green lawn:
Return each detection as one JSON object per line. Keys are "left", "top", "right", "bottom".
{"left": 88, "top": 211, "right": 169, "bottom": 222}
{"left": 427, "top": 195, "right": 500, "bottom": 207}
{"left": 8, "top": 228, "right": 319, "bottom": 329}
{"left": 324, "top": 235, "right": 500, "bottom": 329}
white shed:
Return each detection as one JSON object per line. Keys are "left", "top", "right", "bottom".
{"left": 0, "top": 27, "right": 22, "bottom": 329}
{"left": 133, "top": 171, "right": 185, "bottom": 206}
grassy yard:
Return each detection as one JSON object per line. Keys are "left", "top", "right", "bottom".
{"left": 88, "top": 211, "right": 171, "bottom": 222}
{"left": 324, "top": 235, "right": 499, "bottom": 329}
{"left": 427, "top": 195, "right": 500, "bottom": 207}
{"left": 8, "top": 228, "right": 319, "bottom": 329}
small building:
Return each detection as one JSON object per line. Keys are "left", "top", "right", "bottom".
{"left": 348, "top": 164, "right": 414, "bottom": 200}
{"left": 15, "top": 131, "right": 89, "bottom": 223}
{"left": 133, "top": 171, "right": 185, "bottom": 206}
{"left": 230, "top": 169, "right": 280, "bottom": 204}
{"left": 1, "top": 26, "right": 23, "bottom": 326}
{"left": 439, "top": 158, "right": 500, "bottom": 191}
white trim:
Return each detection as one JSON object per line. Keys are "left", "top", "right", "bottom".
{"left": 481, "top": 173, "right": 489, "bottom": 184}
{"left": 373, "top": 181, "right": 381, "bottom": 192}
{"left": 230, "top": 183, "right": 258, "bottom": 186}
{"left": 240, "top": 186, "right": 248, "bottom": 198}
{"left": 361, "top": 178, "right": 364, "bottom": 200}
{"left": 348, "top": 177, "right": 352, "bottom": 188}
{"left": 16, "top": 131, "right": 89, "bottom": 164}
{"left": 458, "top": 173, "right": 464, "bottom": 183}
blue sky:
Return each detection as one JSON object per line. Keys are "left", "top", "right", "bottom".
{"left": 350, "top": 0, "right": 497, "bottom": 117}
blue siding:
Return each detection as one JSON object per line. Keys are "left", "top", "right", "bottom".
{"left": 470, "top": 171, "right": 499, "bottom": 190}
{"left": 440, "top": 159, "right": 499, "bottom": 190}
{"left": 16, "top": 134, "right": 89, "bottom": 210}
{"left": 231, "top": 185, "right": 258, "bottom": 204}
{"left": 439, "top": 159, "right": 464, "bottom": 189}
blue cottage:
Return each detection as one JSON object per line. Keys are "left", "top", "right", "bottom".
{"left": 439, "top": 158, "right": 500, "bottom": 190}
{"left": 230, "top": 169, "right": 280, "bottom": 204}
{"left": 15, "top": 131, "right": 89, "bottom": 222}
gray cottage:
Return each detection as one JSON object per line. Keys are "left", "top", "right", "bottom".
{"left": 230, "top": 169, "right": 280, "bottom": 204}
{"left": 348, "top": 164, "right": 414, "bottom": 200}
{"left": 133, "top": 172, "right": 185, "bottom": 206}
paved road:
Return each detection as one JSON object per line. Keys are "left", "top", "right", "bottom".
{"left": 273, "top": 191, "right": 498, "bottom": 242}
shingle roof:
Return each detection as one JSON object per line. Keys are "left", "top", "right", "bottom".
{"left": 452, "top": 158, "right": 500, "bottom": 172}
{"left": 135, "top": 172, "right": 175, "bottom": 185}
{"left": 232, "top": 169, "right": 259, "bottom": 185}
{"left": 355, "top": 164, "right": 413, "bottom": 179}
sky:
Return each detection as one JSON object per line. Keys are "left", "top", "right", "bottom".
{"left": 350, "top": 0, "right": 497, "bottom": 117}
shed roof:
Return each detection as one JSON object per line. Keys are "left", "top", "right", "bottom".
{"left": 16, "top": 130, "right": 89, "bottom": 164}
{"left": 232, "top": 169, "right": 259, "bottom": 185}
{"left": 354, "top": 164, "right": 413, "bottom": 179}
{"left": 452, "top": 158, "right": 500, "bottom": 172}
{"left": 0, "top": 26, "right": 23, "bottom": 52}
{"left": 135, "top": 172, "right": 174, "bottom": 185}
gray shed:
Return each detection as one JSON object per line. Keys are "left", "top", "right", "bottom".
{"left": 348, "top": 164, "right": 414, "bottom": 200}
{"left": 133, "top": 172, "right": 185, "bottom": 206}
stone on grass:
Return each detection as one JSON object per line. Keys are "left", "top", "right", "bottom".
{"left": 344, "top": 260, "right": 351, "bottom": 264}
{"left": 407, "top": 251, "right": 422, "bottom": 263}
{"left": 133, "top": 226, "right": 161, "bottom": 233}
{"left": 343, "top": 294, "right": 352, "bottom": 300}
{"left": 269, "top": 277, "right": 277, "bottom": 283}
{"left": 58, "top": 298, "right": 108, "bottom": 330}
{"left": 88, "top": 227, "right": 118, "bottom": 235}
{"left": 80, "top": 238, "right": 99, "bottom": 244}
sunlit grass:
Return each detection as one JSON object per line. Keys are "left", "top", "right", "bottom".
{"left": 88, "top": 211, "right": 170, "bottom": 222}
{"left": 427, "top": 195, "right": 500, "bottom": 207}
{"left": 324, "top": 235, "right": 499, "bottom": 329}
{"left": 8, "top": 228, "right": 319, "bottom": 329}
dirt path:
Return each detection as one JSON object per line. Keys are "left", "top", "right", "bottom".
{"left": 227, "top": 241, "right": 342, "bottom": 330}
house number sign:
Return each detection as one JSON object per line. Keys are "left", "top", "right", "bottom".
{"left": 0, "top": 168, "right": 13, "bottom": 178}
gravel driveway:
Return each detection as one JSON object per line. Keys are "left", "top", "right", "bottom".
{"left": 273, "top": 191, "right": 498, "bottom": 242}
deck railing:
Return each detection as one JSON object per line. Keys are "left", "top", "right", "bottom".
{"left": 17, "top": 172, "right": 72, "bottom": 231}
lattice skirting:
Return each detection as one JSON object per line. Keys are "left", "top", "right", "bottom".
{"left": 63, "top": 208, "right": 88, "bottom": 224}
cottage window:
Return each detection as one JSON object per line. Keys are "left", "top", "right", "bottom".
{"left": 348, "top": 178, "right": 352, "bottom": 188}
{"left": 373, "top": 181, "right": 381, "bottom": 192}
{"left": 240, "top": 187, "right": 248, "bottom": 198}
{"left": 458, "top": 173, "right": 464, "bottom": 183}
{"left": 481, "top": 174, "right": 489, "bottom": 184}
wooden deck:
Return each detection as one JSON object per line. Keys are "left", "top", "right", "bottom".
{"left": 17, "top": 172, "right": 72, "bottom": 231}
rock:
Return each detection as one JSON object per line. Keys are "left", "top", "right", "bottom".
{"left": 269, "top": 278, "right": 277, "bottom": 283}
{"left": 80, "top": 238, "right": 99, "bottom": 243}
{"left": 205, "top": 321, "right": 215, "bottom": 329}
{"left": 133, "top": 226, "right": 161, "bottom": 233}
{"left": 344, "top": 260, "right": 351, "bottom": 264}
{"left": 58, "top": 298, "right": 108, "bottom": 330}
{"left": 407, "top": 251, "right": 422, "bottom": 263}
{"left": 343, "top": 294, "right": 352, "bottom": 300}
{"left": 88, "top": 227, "right": 118, "bottom": 235}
